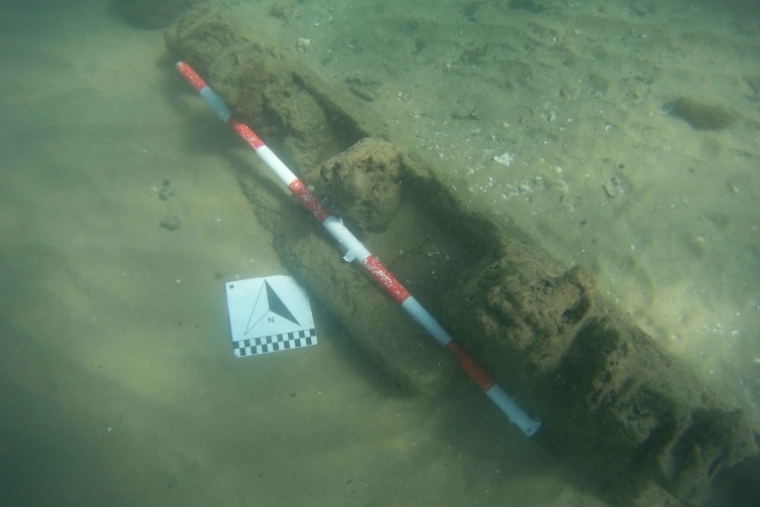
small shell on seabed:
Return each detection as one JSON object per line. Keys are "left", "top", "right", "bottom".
{"left": 493, "top": 151, "right": 513, "bottom": 166}
{"left": 603, "top": 176, "right": 621, "bottom": 198}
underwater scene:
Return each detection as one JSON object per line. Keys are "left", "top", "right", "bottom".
{"left": 1, "top": 0, "right": 759, "bottom": 505}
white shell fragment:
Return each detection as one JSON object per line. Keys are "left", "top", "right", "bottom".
{"left": 493, "top": 151, "right": 513, "bottom": 166}
{"left": 603, "top": 176, "right": 621, "bottom": 198}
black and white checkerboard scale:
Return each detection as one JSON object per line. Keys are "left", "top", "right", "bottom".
{"left": 233, "top": 328, "right": 317, "bottom": 357}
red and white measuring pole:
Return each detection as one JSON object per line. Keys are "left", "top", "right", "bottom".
{"left": 176, "top": 61, "right": 541, "bottom": 437}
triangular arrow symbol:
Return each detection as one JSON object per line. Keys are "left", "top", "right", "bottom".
{"left": 245, "top": 280, "right": 300, "bottom": 335}
{"left": 264, "top": 281, "right": 299, "bottom": 325}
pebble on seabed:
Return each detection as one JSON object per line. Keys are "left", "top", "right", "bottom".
{"left": 160, "top": 215, "right": 182, "bottom": 231}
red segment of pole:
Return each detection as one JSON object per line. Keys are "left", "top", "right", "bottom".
{"left": 289, "top": 180, "right": 332, "bottom": 223}
{"left": 447, "top": 341, "right": 496, "bottom": 392}
{"left": 176, "top": 61, "right": 206, "bottom": 91}
{"left": 228, "top": 118, "right": 265, "bottom": 150}
{"left": 362, "top": 256, "right": 411, "bottom": 303}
